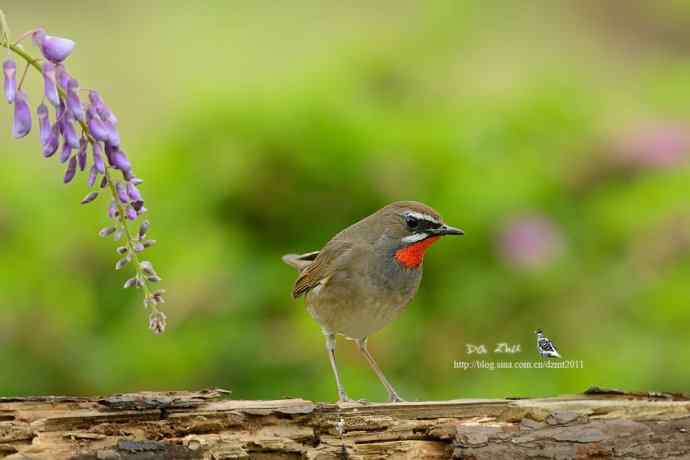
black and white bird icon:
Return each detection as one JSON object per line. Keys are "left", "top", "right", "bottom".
{"left": 535, "top": 329, "right": 561, "bottom": 359}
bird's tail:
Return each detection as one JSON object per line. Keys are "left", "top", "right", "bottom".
{"left": 281, "top": 251, "right": 320, "bottom": 272}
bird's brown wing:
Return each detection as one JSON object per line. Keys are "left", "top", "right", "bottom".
{"left": 292, "top": 238, "right": 354, "bottom": 299}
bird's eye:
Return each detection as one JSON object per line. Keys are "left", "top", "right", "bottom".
{"left": 405, "top": 215, "right": 419, "bottom": 229}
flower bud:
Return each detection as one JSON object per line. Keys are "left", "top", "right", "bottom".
{"left": 89, "top": 90, "right": 118, "bottom": 125}
{"left": 87, "top": 165, "right": 98, "bottom": 188}
{"left": 42, "top": 62, "right": 60, "bottom": 107}
{"left": 125, "top": 206, "right": 137, "bottom": 221}
{"left": 62, "top": 116, "right": 80, "bottom": 149}
{"left": 139, "top": 261, "right": 156, "bottom": 276}
{"left": 108, "top": 200, "right": 118, "bottom": 219}
{"left": 56, "top": 66, "right": 71, "bottom": 90}
{"left": 66, "top": 78, "right": 85, "bottom": 122}
{"left": 123, "top": 277, "right": 139, "bottom": 289}
{"left": 77, "top": 137, "right": 88, "bottom": 171}
{"left": 127, "top": 183, "right": 142, "bottom": 202}
{"left": 92, "top": 142, "right": 106, "bottom": 174}
{"left": 99, "top": 226, "right": 116, "bottom": 237}
{"left": 80, "top": 191, "right": 98, "bottom": 204}
{"left": 115, "top": 254, "right": 132, "bottom": 270}
{"left": 115, "top": 182, "right": 128, "bottom": 204}
{"left": 148, "top": 311, "right": 167, "bottom": 335}
{"left": 42, "top": 124, "right": 59, "bottom": 157}
{"left": 3, "top": 59, "right": 16, "bottom": 103}
{"left": 138, "top": 220, "right": 150, "bottom": 238}
{"left": 33, "top": 28, "right": 75, "bottom": 63}
{"left": 107, "top": 145, "right": 131, "bottom": 172}
{"left": 86, "top": 107, "right": 109, "bottom": 142}
{"left": 12, "top": 90, "right": 31, "bottom": 138}
{"left": 59, "top": 142, "right": 72, "bottom": 163}
{"left": 37, "top": 103, "right": 51, "bottom": 145}
{"left": 64, "top": 156, "right": 77, "bottom": 183}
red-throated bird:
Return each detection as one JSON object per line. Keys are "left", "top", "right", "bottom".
{"left": 283, "top": 201, "right": 463, "bottom": 402}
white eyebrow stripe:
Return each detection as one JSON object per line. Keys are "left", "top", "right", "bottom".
{"left": 401, "top": 233, "right": 428, "bottom": 244}
{"left": 405, "top": 211, "right": 440, "bottom": 224}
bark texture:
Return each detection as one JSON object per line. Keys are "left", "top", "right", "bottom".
{"left": 0, "top": 387, "right": 689, "bottom": 459}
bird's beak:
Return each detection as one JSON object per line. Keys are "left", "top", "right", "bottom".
{"left": 430, "top": 224, "right": 464, "bottom": 236}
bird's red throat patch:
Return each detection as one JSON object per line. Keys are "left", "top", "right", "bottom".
{"left": 394, "top": 236, "right": 440, "bottom": 268}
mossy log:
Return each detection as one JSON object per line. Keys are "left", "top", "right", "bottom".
{"left": 0, "top": 387, "right": 688, "bottom": 459}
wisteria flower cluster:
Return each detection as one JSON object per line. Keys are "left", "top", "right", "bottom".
{"left": 1, "top": 11, "right": 167, "bottom": 334}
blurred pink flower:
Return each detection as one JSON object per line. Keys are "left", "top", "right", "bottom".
{"left": 613, "top": 122, "right": 689, "bottom": 169}
{"left": 498, "top": 215, "right": 565, "bottom": 270}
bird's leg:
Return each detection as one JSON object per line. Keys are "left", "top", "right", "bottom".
{"left": 356, "top": 338, "right": 405, "bottom": 402}
{"left": 325, "top": 332, "right": 350, "bottom": 403}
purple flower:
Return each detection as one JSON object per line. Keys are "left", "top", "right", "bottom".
{"left": 56, "top": 66, "right": 71, "bottom": 90}
{"left": 64, "top": 156, "right": 77, "bottom": 183}
{"left": 497, "top": 215, "right": 565, "bottom": 270}
{"left": 42, "top": 62, "right": 60, "bottom": 107}
{"left": 115, "top": 182, "right": 128, "bottom": 204}
{"left": 80, "top": 191, "right": 98, "bottom": 204}
{"left": 32, "top": 28, "right": 75, "bottom": 63}
{"left": 91, "top": 144, "right": 105, "bottom": 174}
{"left": 37, "top": 103, "right": 51, "bottom": 145}
{"left": 3, "top": 59, "right": 16, "bottom": 103}
{"left": 4, "top": 19, "right": 167, "bottom": 333}
{"left": 106, "top": 144, "right": 132, "bottom": 172}
{"left": 87, "top": 165, "right": 98, "bottom": 188}
{"left": 104, "top": 120, "right": 120, "bottom": 146}
{"left": 86, "top": 107, "right": 109, "bottom": 142}
{"left": 66, "top": 79, "right": 85, "bottom": 122}
{"left": 61, "top": 115, "right": 80, "bottom": 149}
{"left": 125, "top": 206, "right": 137, "bottom": 221}
{"left": 89, "top": 90, "right": 118, "bottom": 126}
{"left": 77, "top": 137, "right": 88, "bottom": 171}
{"left": 108, "top": 200, "right": 118, "bottom": 219}
{"left": 60, "top": 142, "right": 72, "bottom": 163}
{"left": 42, "top": 124, "right": 59, "bottom": 157}
{"left": 127, "top": 183, "right": 142, "bottom": 201}
{"left": 12, "top": 90, "right": 31, "bottom": 138}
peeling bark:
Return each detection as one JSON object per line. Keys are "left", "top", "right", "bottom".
{"left": 0, "top": 387, "right": 688, "bottom": 459}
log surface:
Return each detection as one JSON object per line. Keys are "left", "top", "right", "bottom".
{"left": 0, "top": 387, "right": 688, "bottom": 459}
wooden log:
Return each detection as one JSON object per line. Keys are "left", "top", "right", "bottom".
{"left": 0, "top": 387, "right": 688, "bottom": 459}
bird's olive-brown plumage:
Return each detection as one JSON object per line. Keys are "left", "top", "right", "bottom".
{"left": 283, "top": 201, "right": 463, "bottom": 402}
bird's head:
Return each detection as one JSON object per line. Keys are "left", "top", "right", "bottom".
{"left": 535, "top": 329, "right": 544, "bottom": 335}
{"left": 374, "top": 201, "right": 464, "bottom": 268}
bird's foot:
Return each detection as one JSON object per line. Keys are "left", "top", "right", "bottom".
{"left": 337, "top": 395, "right": 370, "bottom": 405}
{"left": 388, "top": 393, "right": 406, "bottom": 403}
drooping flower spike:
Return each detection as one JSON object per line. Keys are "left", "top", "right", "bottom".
{"left": 1, "top": 14, "right": 167, "bottom": 333}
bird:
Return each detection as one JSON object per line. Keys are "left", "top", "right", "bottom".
{"left": 282, "top": 201, "right": 463, "bottom": 402}
{"left": 535, "top": 329, "right": 561, "bottom": 359}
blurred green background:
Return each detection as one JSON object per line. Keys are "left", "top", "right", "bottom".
{"left": 1, "top": 1, "right": 689, "bottom": 401}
